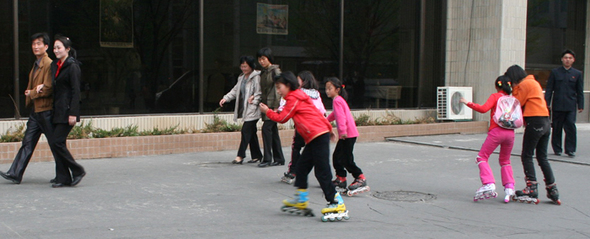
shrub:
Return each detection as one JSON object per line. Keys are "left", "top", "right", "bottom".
{"left": 0, "top": 123, "right": 26, "bottom": 142}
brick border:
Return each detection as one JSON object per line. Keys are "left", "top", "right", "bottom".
{"left": 0, "top": 121, "right": 487, "bottom": 164}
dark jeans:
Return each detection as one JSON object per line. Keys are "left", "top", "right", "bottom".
{"left": 551, "top": 110, "right": 577, "bottom": 154}
{"left": 294, "top": 133, "right": 337, "bottom": 203}
{"left": 49, "top": 123, "right": 85, "bottom": 185}
{"left": 287, "top": 130, "right": 305, "bottom": 174}
{"left": 261, "top": 120, "right": 284, "bottom": 163}
{"left": 6, "top": 111, "right": 54, "bottom": 182}
{"left": 521, "top": 117, "right": 555, "bottom": 185}
{"left": 333, "top": 137, "right": 363, "bottom": 178}
{"left": 236, "top": 120, "right": 262, "bottom": 160}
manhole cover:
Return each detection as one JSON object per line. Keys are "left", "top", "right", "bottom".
{"left": 373, "top": 190, "right": 436, "bottom": 202}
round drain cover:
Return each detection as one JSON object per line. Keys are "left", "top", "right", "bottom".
{"left": 373, "top": 191, "right": 436, "bottom": 202}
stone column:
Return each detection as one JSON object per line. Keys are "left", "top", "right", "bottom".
{"left": 445, "top": 0, "right": 527, "bottom": 121}
{"left": 585, "top": 1, "right": 590, "bottom": 92}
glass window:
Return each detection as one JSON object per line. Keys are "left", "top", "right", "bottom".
{"left": 2, "top": 0, "right": 447, "bottom": 119}
{"left": 526, "top": 0, "right": 586, "bottom": 88}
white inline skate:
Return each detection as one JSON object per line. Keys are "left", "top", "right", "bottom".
{"left": 346, "top": 178, "right": 370, "bottom": 196}
{"left": 504, "top": 186, "right": 515, "bottom": 203}
{"left": 473, "top": 183, "right": 498, "bottom": 201}
{"left": 281, "top": 189, "right": 314, "bottom": 217}
{"left": 280, "top": 172, "right": 295, "bottom": 184}
{"left": 320, "top": 192, "right": 349, "bottom": 222}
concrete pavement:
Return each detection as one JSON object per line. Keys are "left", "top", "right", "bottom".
{"left": 0, "top": 124, "right": 589, "bottom": 238}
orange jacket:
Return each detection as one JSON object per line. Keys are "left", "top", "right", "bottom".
{"left": 512, "top": 75, "right": 549, "bottom": 117}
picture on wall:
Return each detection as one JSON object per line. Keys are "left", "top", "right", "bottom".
{"left": 100, "top": 0, "right": 134, "bottom": 48}
{"left": 256, "top": 3, "right": 288, "bottom": 35}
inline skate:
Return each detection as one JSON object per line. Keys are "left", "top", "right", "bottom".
{"left": 504, "top": 183, "right": 515, "bottom": 203}
{"left": 546, "top": 183, "right": 561, "bottom": 205}
{"left": 281, "top": 172, "right": 295, "bottom": 184}
{"left": 320, "top": 192, "right": 349, "bottom": 222}
{"left": 473, "top": 183, "right": 497, "bottom": 201}
{"left": 512, "top": 181, "right": 540, "bottom": 204}
{"left": 281, "top": 189, "right": 314, "bottom": 217}
{"left": 347, "top": 178, "right": 370, "bottom": 196}
{"left": 332, "top": 176, "right": 347, "bottom": 193}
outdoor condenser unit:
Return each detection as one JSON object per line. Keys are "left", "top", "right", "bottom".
{"left": 437, "top": 87, "right": 473, "bottom": 120}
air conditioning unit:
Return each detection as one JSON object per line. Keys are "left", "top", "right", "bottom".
{"left": 437, "top": 87, "right": 473, "bottom": 120}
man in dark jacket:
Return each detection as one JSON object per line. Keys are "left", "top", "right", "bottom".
{"left": 1, "top": 33, "right": 54, "bottom": 184}
{"left": 544, "top": 49, "right": 584, "bottom": 157}
{"left": 256, "top": 47, "right": 285, "bottom": 167}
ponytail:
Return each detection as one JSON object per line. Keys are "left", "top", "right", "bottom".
{"left": 325, "top": 77, "right": 348, "bottom": 101}
{"left": 54, "top": 34, "right": 77, "bottom": 59}
{"left": 495, "top": 75, "right": 512, "bottom": 95}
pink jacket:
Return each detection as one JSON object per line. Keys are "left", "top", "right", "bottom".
{"left": 327, "top": 96, "right": 359, "bottom": 138}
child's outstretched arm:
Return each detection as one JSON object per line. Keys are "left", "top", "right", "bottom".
{"left": 261, "top": 98, "right": 298, "bottom": 123}
{"left": 460, "top": 95, "right": 497, "bottom": 113}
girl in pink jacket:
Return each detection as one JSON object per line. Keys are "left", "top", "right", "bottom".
{"left": 325, "top": 77, "right": 369, "bottom": 196}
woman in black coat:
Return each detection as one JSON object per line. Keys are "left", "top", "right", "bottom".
{"left": 49, "top": 35, "right": 85, "bottom": 188}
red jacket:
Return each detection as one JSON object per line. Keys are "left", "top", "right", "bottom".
{"left": 466, "top": 92, "right": 507, "bottom": 132}
{"left": 266, "top": 89, "right": 332, "bottom": 144}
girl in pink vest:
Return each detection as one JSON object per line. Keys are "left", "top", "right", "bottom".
{"left": 325, "top": 77, "right": 369, "bottom": 196}
{"left": 460, "top": 75, "right": 516, "bottom": 203}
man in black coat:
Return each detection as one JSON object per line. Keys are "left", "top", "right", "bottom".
{"left": 544, "top": 49, "right": 584, "bottom": 157}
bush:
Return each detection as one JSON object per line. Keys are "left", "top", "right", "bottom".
{"left": 201, "top": 107, "right": 242, "bottom": 133}
{"left": 354, "top": 112, "right": 435, "bottom": 126}
{"left": 0, "top": 123, "right": 26, "bottom": 142}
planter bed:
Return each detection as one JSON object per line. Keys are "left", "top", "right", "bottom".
{"left": 0, "top": 121, "right": 487, "bottom": 164}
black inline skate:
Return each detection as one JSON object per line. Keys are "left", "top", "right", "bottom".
{"left": 546, "top": 183, "right": 561, "bottom": 205}
{"left": 512, "top": 181, "right": 539, "bottom": 204}
{"left": 332, "top": 176, "right": 347, "bottom": 193}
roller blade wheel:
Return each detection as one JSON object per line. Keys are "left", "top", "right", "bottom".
{"left": 280, "top": 206, "right": 314, "bottom": 217}
{"left": 347, "top": 186, "right": 370, "bottom": 197}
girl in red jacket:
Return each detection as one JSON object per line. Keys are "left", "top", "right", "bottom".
{"left": 460, "top": 76, "right": 516, "bottom": 203}
{"left": 260, "top": 71, "right": 348, "bottom": 222}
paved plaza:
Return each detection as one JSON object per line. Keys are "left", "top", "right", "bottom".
{"left": 1, "top": 125, "right": 590, "bottom": 238}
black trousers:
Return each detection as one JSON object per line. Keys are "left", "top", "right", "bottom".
{"left": 333, "top": 137, "right": 363, "bottom": 178}
{"left": 236, "top": 120, "right": 262, "bottom": 160}
{"left": 48, "top": 123, "right": 85, "bottom": 185}
{"left": 521, "top": 117, "right": 555, "bottom": 185}
{"left": 551, "top": 110, "right": 577, "bottom": 154}
{"left": 6, "top": 111, "right": 54, "bottom": 182}
{"left": 261, "top": 120, "right": 284, "bottom": 163}
{"left": 294, "top": 133, "right": 337, "bottom": 203}
{"left": 287, "top": 130, "right": 305, "bottom": 174}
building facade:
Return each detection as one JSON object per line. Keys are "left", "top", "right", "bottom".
{"left": 0, "top": 0, "right": 587, "bottom": 121}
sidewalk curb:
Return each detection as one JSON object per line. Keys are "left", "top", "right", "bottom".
{"left": 386, "top": 137, "right": 590, "bottom": 166}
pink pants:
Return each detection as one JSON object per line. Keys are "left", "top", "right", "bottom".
{"left": 477, "top": 127, "right": 515, "bottom": 188}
